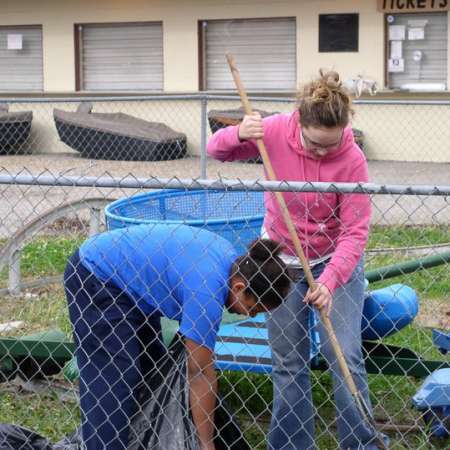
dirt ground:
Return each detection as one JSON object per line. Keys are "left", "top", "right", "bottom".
{"left": 415, "top": 298, "right": 450, "bottom": 329}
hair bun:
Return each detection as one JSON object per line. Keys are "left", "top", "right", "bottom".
{"left": 297, "top": 68, "right": 352, "bottom": 128}
{"left": 312, "top": 86, "right": 331, "bottom": 103}
{"left": 320, "top": 69, "right": 340, "bottom": 87}
{"left": 249, "top": 239, "right": 281, "bottom": 260}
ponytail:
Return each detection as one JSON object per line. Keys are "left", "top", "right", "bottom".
{"left": 232, "top": 239, "right": 290, "bottom": 309}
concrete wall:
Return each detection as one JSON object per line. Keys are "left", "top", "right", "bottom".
{"left": 4, "top": 97, "right": 449, "bottom": 163}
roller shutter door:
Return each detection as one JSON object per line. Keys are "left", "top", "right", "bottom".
{"left": 388, "top": 13, "right": 447, "bottom": 89}
{"left": 0, "top": 25, "right": 43, "bottom": 91}
{"left": 204, "top": 18, "right": 296, "bottom": 91}
{"left": 80, "top": 22, "right": 163, "bottom": 91}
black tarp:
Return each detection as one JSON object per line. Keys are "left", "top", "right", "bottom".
{"left": 0, "top": 334, "right": 251, "bottom": 449}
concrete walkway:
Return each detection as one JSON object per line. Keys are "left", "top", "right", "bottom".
{"left": 0, "top": 153, "right": 449, "bottom": 184}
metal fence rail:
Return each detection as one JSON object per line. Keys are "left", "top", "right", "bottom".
{"left": 1, "top": 172, "right": 450, "bottom": 194}
{"left": 0, "top": 172, "right": 448, "bottom": 449}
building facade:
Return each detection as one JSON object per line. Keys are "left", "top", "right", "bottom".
{"left": 1, "top": 0, "right": 449, "bottom": 95}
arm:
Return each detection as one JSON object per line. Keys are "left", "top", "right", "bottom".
{"left": 179, "top": 280, "right": 224, "bottom": 450}
{"left": 317, "top": 160, "right": 371, "bottom": 294}
{"left": 207, "top": 114, "right": 261, "bottom": 162}
{"left": 185, "top": 338, "right": 217, "bottom": 450}
{"left": 306, "top": 179, "right": 370, "bottom": 314}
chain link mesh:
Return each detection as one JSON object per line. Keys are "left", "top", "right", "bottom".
{"left": 0, "top": 94, "right": 449, "bottom": 449}
{"left": 1, "top": 96, "right": 450, "bottom": 170}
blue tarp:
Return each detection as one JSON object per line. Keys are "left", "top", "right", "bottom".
{"left": 214, "top": 313, "right": 320, "bottom": 374}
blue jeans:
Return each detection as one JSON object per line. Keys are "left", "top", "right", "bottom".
{"left": 267, "top": 260, "right": 386, "bottom": 450}
{"left": 64, "top": 250, "right": 166, "bottom": 450}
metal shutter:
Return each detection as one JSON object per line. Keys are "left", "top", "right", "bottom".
{"left": 204, "top": 18, "right": 296, "bottom": 91}
{"left": 0, "top": 26, "right": 43, "bottom": 91}
{"left": 81, "top": 22, "right": 163, "bottom": 91}
{"left": 388, "top": 13, "right": 447, "bottom": 89}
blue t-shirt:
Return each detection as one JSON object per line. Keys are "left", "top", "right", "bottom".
{"left": 79, "top": 224, "right": 238, "bottom": 351}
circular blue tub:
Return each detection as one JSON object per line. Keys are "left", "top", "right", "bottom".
{"left": 105, "top": 189, "right": 265, "bottom": 254}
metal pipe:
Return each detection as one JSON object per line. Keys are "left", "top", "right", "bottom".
{"left": 9, "top": 250, "right": 21, "bottom": 296}
{"left": 200, "top": 97, "right": 208, "bottom": 178}
{"left": 2, "top": 94, "right": 450, "bottom": 106}
{"left": 0, "top": 174, "right": 448, "bottom": 196}
{"left": 0, "top": 94, "right": 208, "bottom": 103}
{"left": 366, "top": 250, "right": 450, "bottom": 283}
{"left": 89, "top": 208, "right": 101, "bottom": 236}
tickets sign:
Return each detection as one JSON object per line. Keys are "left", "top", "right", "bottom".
{"left": 378, "top": 0, "right": 450, "bottom": 12}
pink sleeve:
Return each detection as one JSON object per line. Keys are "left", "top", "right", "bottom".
{"left": 207, "top": 125, "right": 260, "bottom": 162}
{"left": 317, "top": 160, "right": 371, "bottom": 294}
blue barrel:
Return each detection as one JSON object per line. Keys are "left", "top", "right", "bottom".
{"left": 361, "top": 283, "right": 419, "bottom": 340}
{"left": 105, "top": 189, "right": 265, "bottom": 254}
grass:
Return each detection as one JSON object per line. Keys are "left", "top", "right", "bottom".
{"left": 0, "top": 391, "right": 79, "bottom": 441}
{"left": 0, "top": 236, "right": 84, "bottom": 287}
{"left": 0, "top": 225, "right": 449, "bottom": 447}
{"left": 366, "top": 224, "right": 450, "bottom": 299}
{"left": 367, "top": 225, "right": 449, "bottom": 250}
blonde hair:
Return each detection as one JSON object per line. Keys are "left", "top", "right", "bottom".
{"left": 297, "top": 69, "right": 353, "bottom": 128}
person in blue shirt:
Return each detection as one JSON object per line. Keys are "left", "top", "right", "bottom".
{"left": 64, "top": 223, "right": 290, "bottom": 450}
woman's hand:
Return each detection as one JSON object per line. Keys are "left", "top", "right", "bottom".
{"left": 304, "top": 282, "right": 333, "bottom": 316}
{"left": 186, "top": 339, "right": 217, "bottom": 450}
{"left": 200, "top": 444, "right": 216, "bottom": 450}
{"left": 238, "top": 112, "right": 264, "bottom": 140}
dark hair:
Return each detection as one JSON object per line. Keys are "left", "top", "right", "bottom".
{"left": 297, "top": 69, "right": 353, "bottom": 129}
{"left": 231, "top": 239, "right": 290, "bottom": 310}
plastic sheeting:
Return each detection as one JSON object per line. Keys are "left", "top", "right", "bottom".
{"left": 0, "top": 333, "right": 250, "bottom": 449}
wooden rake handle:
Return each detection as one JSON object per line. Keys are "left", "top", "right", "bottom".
{"left": 225, "top": 52, "right": 360, "bottom": 397}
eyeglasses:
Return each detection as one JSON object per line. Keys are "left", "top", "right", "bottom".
{"left": 301, "top": 129, "right": 344, "bottom": 153}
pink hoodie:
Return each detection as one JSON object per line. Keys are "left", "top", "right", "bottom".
{"left": 207, "top": 111, "right": 371, "bottom": 294}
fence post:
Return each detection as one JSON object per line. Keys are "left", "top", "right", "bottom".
{"left": 200, "top": 96, "right": 208, "bottom": 179}
{"left": 90, "top": 207, "right": 101, "bottom": 236}
{"left": 9, "top": 250, "right": 21, "bottom": 295}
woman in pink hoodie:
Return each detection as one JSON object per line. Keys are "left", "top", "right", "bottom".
{"left": 208, "top": 71, "right": 388, "bottom": 450}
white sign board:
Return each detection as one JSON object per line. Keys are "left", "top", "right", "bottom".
{"left": 408, "top": 27, "right": 425, "bottom": 40}
{"left": 390, "top": 41, "right": 403, "bottom": 59}
{"left": 389, "top": 25, "right": 406, "bottom": 41}
{"left": 388, "top": 58, "right": 405, "bottom": 73}
{"left": 7, "top": 34, "right": 23, "bottom": 50}
{"left": 408, "top": 19, "right": 428, "bottom": 28}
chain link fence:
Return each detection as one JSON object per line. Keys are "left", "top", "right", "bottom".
{"left": 0, "top": 170, "right": 449, "bottom": 449}
{"left": 1, "top": 96, "right": 450, "bottom": 176}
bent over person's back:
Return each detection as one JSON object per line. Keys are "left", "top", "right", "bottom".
{"left": 79, "top": 223, "right": 237, "bottom": 350}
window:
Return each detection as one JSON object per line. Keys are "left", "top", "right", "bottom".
{"left": 76, "top": 22, "right": 163, "bottom": 91}
{"left": 200, "top": 18, "right": 296, "bottom": 91}
{"left": 386, "top": 12, "right": 447, "bottom": 90}
{"left": 0, "top": 25, "right": 43, "bottom": 91}
{"left": 319, "top": 14, "right": 359, "bottom": 52}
